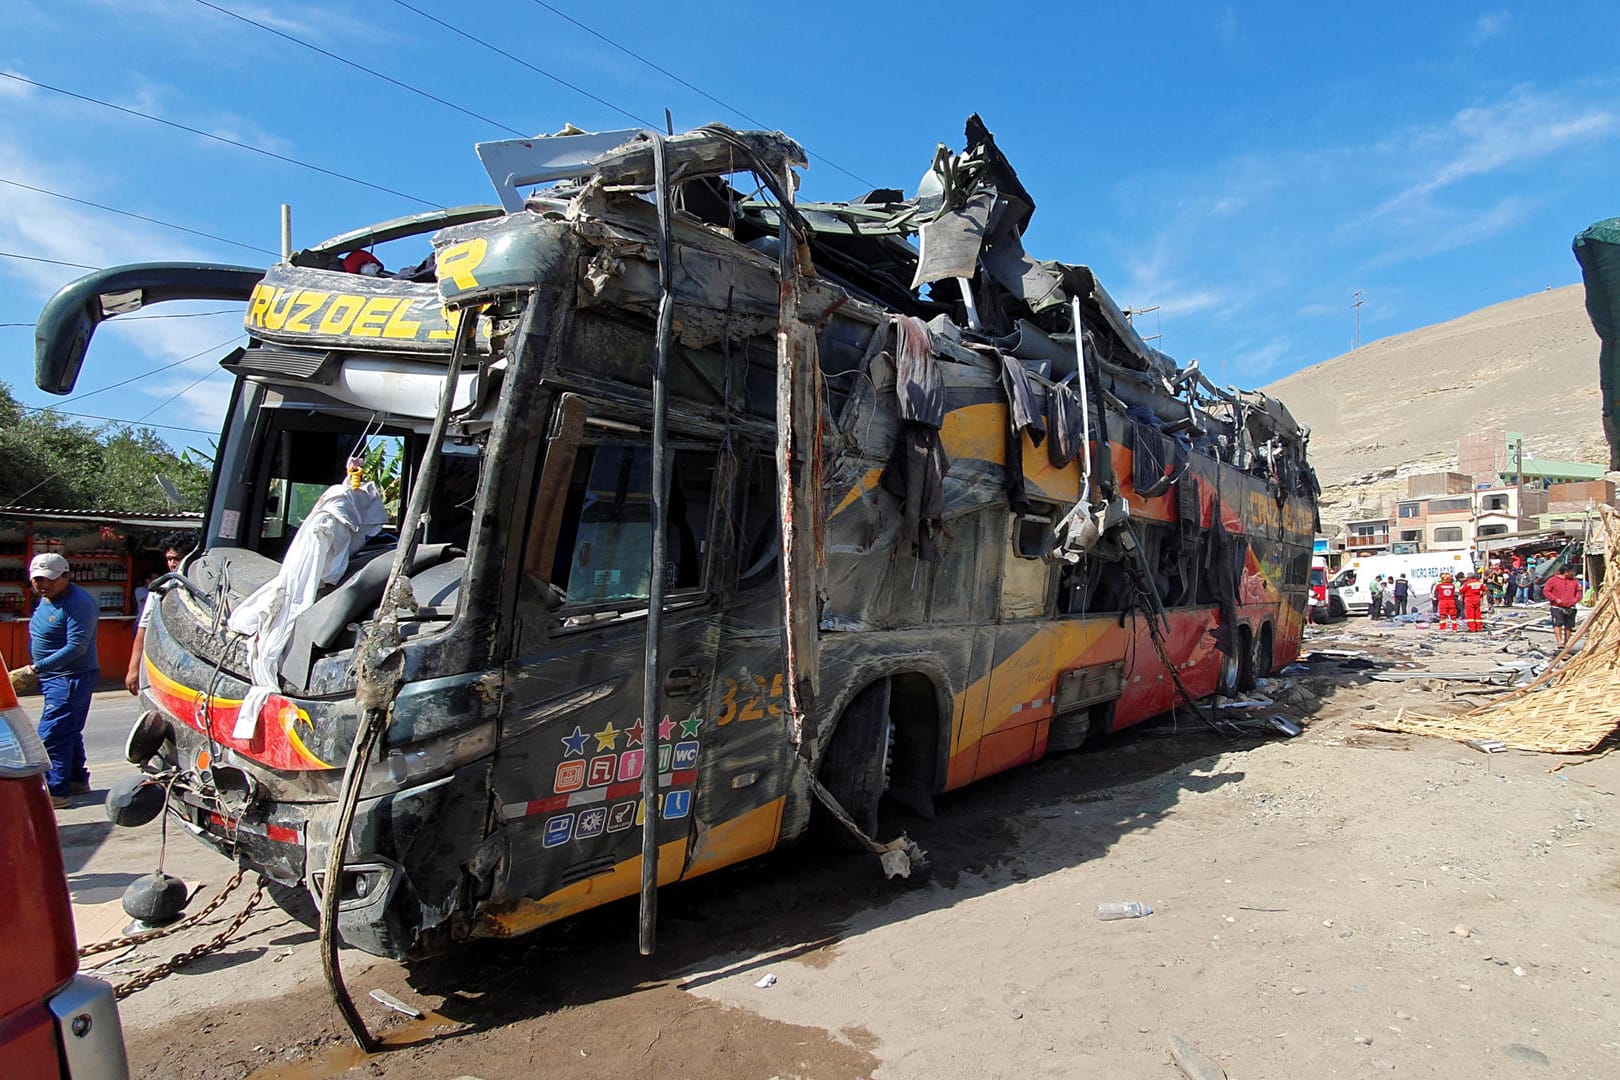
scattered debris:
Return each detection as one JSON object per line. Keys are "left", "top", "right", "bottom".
{"left": 1216, "top": 698, "right": 1273, "bottom": 710}
{"left": 1269, "top": 716, "right": 1304, "bottom": 737}
{"left": 1465, "top": 739, "right": 1507, "bottom": 754}
{"left": 368, "top": 989, "right": 423, "bottom": 1020}
{"left": 1168, "top": 1034, "right": 1228, "bottom": 1080}
{"left": 754, "top": 973, "right": 777, "bottom": 989}
{"left": 1096, "top": 901, "right": 1153, "bottom": 921}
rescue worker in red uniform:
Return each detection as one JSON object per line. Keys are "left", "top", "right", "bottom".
{"left": 1461, "top": 571, "right": 1487, "bottom": 632}
{"left": 1435, "top": 572, "right": 1460, "bottom": 631}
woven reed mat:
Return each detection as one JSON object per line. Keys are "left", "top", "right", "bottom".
{"left": 1360, "top": 509, "right": 1620, "bottom": 754}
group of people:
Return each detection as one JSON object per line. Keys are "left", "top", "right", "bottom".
{"left": 1365, "top": 573, "right": 1411, "bottom": 619}
{"left": 1363, "top": 561, "right": 1587, "bottom": 646}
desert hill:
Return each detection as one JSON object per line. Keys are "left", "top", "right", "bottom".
{"left": 1261, "top": 284, "right": 1606, "bottom": 527}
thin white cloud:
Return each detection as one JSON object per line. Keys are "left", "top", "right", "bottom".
{"left": 86, "top": 0, "right": 384, "bottom": 45}
{"left": 1362, "top": 194, "right": 1535, "bottom": 269}
{"left": 0, "top": 71, "right": 35, "bottom": 99}
{"left": 1467, "top": 11, "right": 1511, "bottom": 49}
{"left": 1363, "top": 89, "right": 1616, "bottom": 224}
{"left": 0, "top": 134, "right": 244, "bottom": 435}
{"left": 116, "top": 74, "right": 296, "bottom": 155}
{"left": 1228, "top": 337, "right": 1294, "bottom": 380}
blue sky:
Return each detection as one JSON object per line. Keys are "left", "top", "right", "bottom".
{"left": 3, "top": 1, "right": 1617, "bottom": 456}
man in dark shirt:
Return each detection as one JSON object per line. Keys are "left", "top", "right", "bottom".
{"left": 8, "top": 553, "right": 100, "bottom": 808}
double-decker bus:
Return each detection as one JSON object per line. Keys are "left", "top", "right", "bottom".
{"left": 36, "top": 119, "right": 1317, "bottom": 972}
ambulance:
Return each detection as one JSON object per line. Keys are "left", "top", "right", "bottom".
{"left": 1330, "top": 551, "right": 1475, "bottom": 616}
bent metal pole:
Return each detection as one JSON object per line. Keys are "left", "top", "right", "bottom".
{"left": 639, "top": 130, "right": 675, "bottom": 956}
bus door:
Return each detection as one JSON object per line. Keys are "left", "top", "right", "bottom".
{"left": 978, "top": 507, "right": 1063, "bottom": 778}
{"left": 680, "top": 448, "right": 800, "bottom": 878}
{"left": 492, "top": 394, "right": 723, "bottom": 903}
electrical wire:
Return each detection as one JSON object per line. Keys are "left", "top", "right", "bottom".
{"left": 524, "top": 0, "right": 877, "bottom": 189}
{"left": 388, "top": 0, "right": 659, "bottom": 130}
{"left": 194, "top": 1, "right": 527, "bottom": 137}
{"left": 1, "top": 311, "right": 238, "bottom": 328}
{"left": 4, "top": 344, "right": 240, "bottom": 507}
{"left": 0, "top": 72, "right": 440, "bottom": 208}
{"left": 0, "top": 177, "right": 278, "bottom": 257}
{"left": 0, "top": 250, "right": 101, "bottom": 271}
{"left": 64, "top": 335, "right": 245, "bottom": 408}
{"left": 11, "top": 405, "right": 218, "bottom": 436}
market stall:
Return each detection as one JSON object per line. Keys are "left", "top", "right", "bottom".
{"left": 0, "top": 507, "right": 201, "bottom": 680}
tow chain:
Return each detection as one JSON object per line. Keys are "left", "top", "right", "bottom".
{"left": 78, "top": 870, "right": 268, "bottom": 1000}
{"left": 78, "top": 867, "right": 249, "bottom": 957}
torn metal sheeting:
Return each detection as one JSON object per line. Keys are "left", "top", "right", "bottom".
{"left": 368, "top": 989, "right": 423, "bottom": 1019}
{"left": 1370, "top": 671, "right": 1512, "bottom": 684}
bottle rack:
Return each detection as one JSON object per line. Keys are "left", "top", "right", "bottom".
{"left": 0, "top": 528, "right": 136, "bottom": 618}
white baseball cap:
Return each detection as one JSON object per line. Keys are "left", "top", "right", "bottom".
{"left": 28, "top": 553, "right": 70, "bottom": 580}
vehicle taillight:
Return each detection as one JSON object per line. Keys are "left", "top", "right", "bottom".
{"left": 0, "top": 665, "right": 50, "bottom": 777}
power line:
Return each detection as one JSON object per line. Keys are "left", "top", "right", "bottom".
{"left": 3, "top": 361, "right": 234, "bottom": 507}
{"left": 13, "top": 402, "right": 219, "bottom": 436}
{"left": 1, "top": 310, "right": 240, "bottom": 329}
{"left": 194, "top": 1, "right": 528, "bottom": 137}
{"left": 525, "top": 0, "right": 876, "bottom": 190}
{"left": 0, "top": 250, "right": 101, "bottom": 271}
{"left": 64, "top": 335, "right": 244, "bottom": 408}
{"left": 0, "top": 177, "right": 278, "bottom": 257}
{"left": 389, "top": 0, "right": 659, "bottom": 130}
{"left": 0, "top": 72, "right": 440, "bottom": 209}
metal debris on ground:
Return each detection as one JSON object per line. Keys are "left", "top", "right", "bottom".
{"left": 1369, "top": 671, "right": 1512, "bottom": 684}
{"left": 1168, "top": 1034, "right": 1229, "bottom": 1080}
{"left": 369, "top": 989, "right": 424, "bottom": 1019}
{"left": 1269, "top": 716, "right": 1304, "bottom": 737}
{"left": 1465, "top": 739, "right": 1508, "bottom": 754}
{"left": 1361, "top": 507, "right": 1620, "bottom": 753}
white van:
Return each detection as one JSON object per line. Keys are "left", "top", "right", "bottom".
{"left": 1330, "top": 551, "right": 1475, "bottom": 616}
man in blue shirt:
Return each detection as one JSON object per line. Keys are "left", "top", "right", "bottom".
{"left": 9, "top": 553, "right": 100, "bottom": 808}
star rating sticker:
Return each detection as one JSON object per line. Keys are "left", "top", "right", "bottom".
{"left": 625, "top": 721, "right": 645, "bottom": 748}
{"left": 560, "top": 725, "right": 589, "bottom": 758}
{"left": 657, "top": 715, "right": 677, "bottom": 742}
{"left": 594, "top": 721, "right": 620, "bottom": 752}
{"left": 680, "top": 715, "right": 702, "bottom": 739}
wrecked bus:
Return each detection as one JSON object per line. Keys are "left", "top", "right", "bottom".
{"left": 36, "top": 119, "right": 1318, "bottom": 969}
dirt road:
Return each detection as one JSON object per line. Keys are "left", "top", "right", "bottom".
{"left": 95, "top": 610, "right": 1617, "bottom": 1078}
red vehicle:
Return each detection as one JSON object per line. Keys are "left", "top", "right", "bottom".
{"left": 0, "top": 664, "right": 129, "bottom": 1079}
{"left": 1308, "top": 557, "right": 1338, "bottom": 623}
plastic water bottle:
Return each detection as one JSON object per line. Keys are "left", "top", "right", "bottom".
{"left": 1096, "top": 901, "right": 1153, "bottom": 920}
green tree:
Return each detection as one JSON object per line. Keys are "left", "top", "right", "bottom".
{"left": 0, "top": 381, "right": 212, "bottom": 512}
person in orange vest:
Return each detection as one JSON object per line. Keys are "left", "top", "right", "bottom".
{"left": 1460, "top": 571, "right": 1487, "bottom": 632}
{"left": 1434, "top": 572, "right": 1460, "bottom": 631}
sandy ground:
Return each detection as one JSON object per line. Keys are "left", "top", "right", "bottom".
{"left": 65, "top": 607, "right": 1618, "bottom": 1079}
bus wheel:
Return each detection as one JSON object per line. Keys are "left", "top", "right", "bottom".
{"left": 1237, "top": 627, "right": 1258, "bottom": 693}
{"left": 1256, "top": 624, "right": 1275, "bottom": 681}
{"left": 813, "top": 680, "right": 892, "bottom": 850}
{"left": 1219, "top": 646, "right": 1242, "bottom": 696}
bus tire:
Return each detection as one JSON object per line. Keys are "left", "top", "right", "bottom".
{"left": 813, "top": 680, "right": 892, "bottom": 851}
{"left": 1237, "top": 626, "right": 1258, "bottom": 693}
{"left": 1220, "top": 646, "right": 1242, "bottom": 696}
